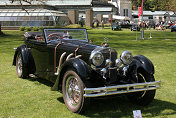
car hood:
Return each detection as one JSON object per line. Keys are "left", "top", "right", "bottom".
{"left": 49, "top": 40, "right": 102, "bottom": 56}
{"left": 49, "top": 40, "right": 117, "bottom": 66}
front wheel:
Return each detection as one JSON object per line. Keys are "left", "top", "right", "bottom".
{"left": 62, "top": 70, "right": 89, "bottom": 113}
{"left": 127, "top": 71, "right": 156, "bottom": 106}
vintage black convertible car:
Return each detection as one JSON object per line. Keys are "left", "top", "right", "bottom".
{"left": 13, "top": 28, "right": 160, "bottom": 113}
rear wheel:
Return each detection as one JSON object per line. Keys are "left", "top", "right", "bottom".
{"left": 127, "top": 71, "right": 156, "bottom": 106}
{"left": 16, "top": 52, "right": 28, "bottom": 78}
{"left": 62, "top": 70, "right": 89, "bottom": 113}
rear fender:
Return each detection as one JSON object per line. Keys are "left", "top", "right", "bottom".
{"left": 52, "top": 58, "right": 104, "bottom": 91}
{"left": 13, "top": 44, "right": 35, "bottom": 74}
{"left": 13, "top": 45, "right": 29, "bottom": 66}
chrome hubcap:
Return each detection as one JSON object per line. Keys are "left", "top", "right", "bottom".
{"left": 17, "top": 56, "right": 22, "bottom": 75}
{"left": 66, "top": 76, "right": 81, "bottom": 106}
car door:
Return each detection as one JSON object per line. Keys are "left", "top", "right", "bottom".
{"left": 28, "top": 39, "right": 49, "bottom": 79}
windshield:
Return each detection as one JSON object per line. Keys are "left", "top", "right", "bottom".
{"left": 44, "top": 28, "right": 88, "bottom": 43}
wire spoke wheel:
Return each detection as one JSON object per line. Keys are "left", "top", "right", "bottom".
{"left": 66, "top": 76, "right": 81, "bottom": 106}
{"left": 16, "top": 52, "right": 28, "bottom": 78}
{"left": 62, "top": 70, "right": 89, "bottom": 113}
{"left": 16, "top": 54, "right": 22, "bottom": 77}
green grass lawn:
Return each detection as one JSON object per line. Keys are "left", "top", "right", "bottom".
{"left": 0, "top": 29, "right": 176, "bottom": 118}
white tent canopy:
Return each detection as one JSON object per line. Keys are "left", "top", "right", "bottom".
{"left": 103, "top": 15, "right": 130, "bottom": 20}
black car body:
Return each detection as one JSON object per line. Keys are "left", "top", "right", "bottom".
{"left": 120, "top": 21, "right": 132, "bottom": 28}
{"left": 13, "top": 28, "right": 160, "bottom": 113}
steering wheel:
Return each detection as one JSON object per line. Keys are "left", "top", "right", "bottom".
{"left": 47, "top": 33, "right": 63, "bottom": 41}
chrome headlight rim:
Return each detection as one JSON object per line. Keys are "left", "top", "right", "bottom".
{"left": 120, "top": 51, "right": 133, "bottom": 65}
{"left": 90, "top": 51, "right": 104, "bottom": 67}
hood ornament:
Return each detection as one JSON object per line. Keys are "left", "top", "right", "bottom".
{"left": 102, "top": 37, "right": 109, "bottom": 47}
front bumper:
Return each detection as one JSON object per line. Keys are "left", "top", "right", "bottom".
{"left": 84, "top": 80, "right": 161, "bottom": 97}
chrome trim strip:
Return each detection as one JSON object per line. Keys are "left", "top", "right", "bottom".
{"left": 59, "top": 52, "right": 66, "bottom": 69}
{"left": 75, "top": 55, "right": 82, "bottom": 59}
{"left": 66, "top": 53, "right": 73, "bottom": 61}
{"left": 55, "top": 53, "right": 82, "bottom": 75}
{"left": 55, "top": 52, "right": 66, "bottom": 75}
{"left": 84, "top": 80, "right": 161, "bottom": 97}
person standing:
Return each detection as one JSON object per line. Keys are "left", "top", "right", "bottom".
{"left": 101, "top": 20, "right": 104, "bottom": 29}
{"left": 96, "top": 20, "right": 99, "bottom": 28}
{"left": 80, "top": 16, "right": 84, "bottom": 27}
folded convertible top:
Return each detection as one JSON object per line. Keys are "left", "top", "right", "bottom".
{"left": 24, "top": 32, "right": 43, "bottom": 40}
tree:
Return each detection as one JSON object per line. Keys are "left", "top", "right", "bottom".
{"left": 168, "top": 0, "right": 176, "bottom": 13}
{"left": 10, "top": 0, "right": 47, "bottom": 12}
{"left": 0, "top": 21, "right": 3, "bottom": 36}
{"left": 130, "top": 0, "right": 175, "bottom": 11}
{"left": 131, "top": 0, "right": 138, "bottom": 10}
{"left": 150, "top": 0, "right": 159, "bottom": 11}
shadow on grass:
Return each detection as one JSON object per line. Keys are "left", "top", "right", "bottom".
{"left": 24, "top": 76, "right": 176, "bottom": 117}
{"left": 82, "top": 97, "right": 176, "bottom": 118}
{"left": 56, "top": 95, "right": 176, "bottom": 117}
{"left": 26, "top": 76, "right": 54, "bottom": 87}
{"left": 57, "top": 97, "right": 64, "bottom": 104}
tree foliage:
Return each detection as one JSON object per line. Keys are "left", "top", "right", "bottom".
{"left": 10, "top": 0, "right": 47, "bottom": 12}
{"left": 9, "top": 0, "right": 176, "bottom": 12}
{"left": 0, "top": 22, "right": 3, "bottom": 36}
{"left": 131, "top": 0, "right": 176, "bottom": 12}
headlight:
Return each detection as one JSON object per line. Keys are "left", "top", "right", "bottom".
{"left": 120, "top": 51, "right": 133, "bottom": 65}
{"left": 90, "top": 51, "right": 104, "bottom": 66}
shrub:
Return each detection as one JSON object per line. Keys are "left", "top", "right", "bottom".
{"left": 65, "top": 24, "right": 81, "bottom": 28}
{"left": 86, "top": 27, "right": 92, "bottom": 30}
{"left": 25, "top": 27, "right": 32, "bottom": 31}
{"left": 33, "top": 27, "right": 39, "bottom": 31}
{"left": 104, "top": 23, "right": 111, "bottom": 27}
{"left": 55, "top": 24, "right": 62, "bottom": 28}
{"left": 19, "top": 27, "right": 25, "bottom": 31}
{"left": 39, "top": 27, "right": 44, "bottom": 31}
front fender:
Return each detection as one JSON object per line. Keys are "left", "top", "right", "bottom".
{"left": 52, "top": 58, "right": 105, "bottom": 91}
{"left": 133, "top": 55, "right": 155, "bottom": 74}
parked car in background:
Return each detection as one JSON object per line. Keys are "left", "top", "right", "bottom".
{"left": 111, "top": 23, "right": 121, "bottom": 30}
{"left": 169, "top": 23, "right": 175, "bottom": 27}
{"left": 13, "top": 28, "right": 161, "bottom": 113}
{"left": 131, "top": 23, "right": 140, "bottom": 31}
{"left": 119, "top": 21, "right": 132, "bottom": 28}
{"left": 171, "top": 25, "right": 176, "bottom": 32}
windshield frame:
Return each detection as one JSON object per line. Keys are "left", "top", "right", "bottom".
{"left": 43, "top": 28, "right": 88, "bottom": 43}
